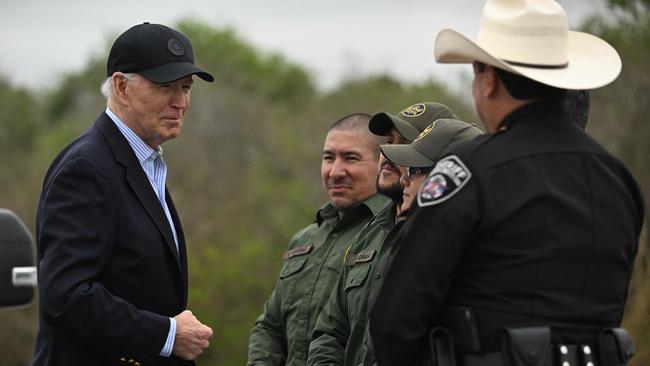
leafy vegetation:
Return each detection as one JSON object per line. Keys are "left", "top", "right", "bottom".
{"left": 585, "top": 1, "right": 650, "bottom": 364}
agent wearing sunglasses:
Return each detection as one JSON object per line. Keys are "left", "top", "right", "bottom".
{"left": 398, "top": 166, "right": 432, "bottom": 213}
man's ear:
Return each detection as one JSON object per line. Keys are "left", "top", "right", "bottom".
{"left": 112, "top": 73, "right": 129, "bottom": 101}
{"left": 482, "top": 65, "right": 499, "bottom": 99}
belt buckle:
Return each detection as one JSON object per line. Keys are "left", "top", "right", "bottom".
{"left": 558, "top": 344, "right": 594, "bottom": 366}
{"left": 579, "top": 344, "right": 595, "bottom": 366}
{"left": 557, "top": 344, "right": 580, "bottom": 366}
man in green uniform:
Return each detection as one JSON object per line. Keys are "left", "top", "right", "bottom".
{"left": 247, "top": 113, "right": 390, "bottom": 366}
{"left": 306, "top": 108, "right": 479, "bottom": 365}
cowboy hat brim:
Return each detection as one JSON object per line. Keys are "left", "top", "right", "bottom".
{"left": 434, "top": 28, "right": 621, "bottom": 90}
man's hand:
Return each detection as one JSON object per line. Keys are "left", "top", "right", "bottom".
{"left": 173, "top": 310, "right": 213, "bottom": 360}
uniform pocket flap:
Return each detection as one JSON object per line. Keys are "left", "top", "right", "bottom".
{"left": 344, "top": 264, "right": 371, "bottom": 290}
{"left": 279, "top": 257, "right": 308, "bottom": 279}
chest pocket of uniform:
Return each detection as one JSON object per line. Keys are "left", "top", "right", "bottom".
{"left": 344, "top": 249, "right": 375, "bottom": 290}
{"left": 345, "top": 264, "right": 371, "bottom": 291}
{"left": 279, "top": 257, "right": 308, "bottom": 279}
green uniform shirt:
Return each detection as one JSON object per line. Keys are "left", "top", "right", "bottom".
{"left": 307, "top": 202, "right": 405, "bottom": 366}
{"left": 248, "top": 194, "right": 390, "bottom": 366}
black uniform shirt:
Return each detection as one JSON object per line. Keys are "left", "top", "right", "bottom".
{"left": 369, "top": 100, "right": 645, "bottom": 366}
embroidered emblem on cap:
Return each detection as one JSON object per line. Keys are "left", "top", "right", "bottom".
{"left": 167, "top": 38, "right": 185, "bottom": 56}
{"left": 401, "top": 103, "right": 426, "bottom": 117}
{"left": 415, "top": 121, "right": 438, "bottom": 141}
{"left": 418, "top": 155, "right": 471, "bottom": 207}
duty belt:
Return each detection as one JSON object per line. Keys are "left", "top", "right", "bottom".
{"left": 422, "top": 307, "right": 636, "bottom": 366}
{"left": 459, "top": 335, "right": 597, "bottom": 366}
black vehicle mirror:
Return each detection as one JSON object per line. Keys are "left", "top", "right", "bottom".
{"left": 0, "top": 209, "right": 36, "bottom": 308}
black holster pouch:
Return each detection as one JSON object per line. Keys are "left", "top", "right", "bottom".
{"left": 432, "top": 327, "right": 457, "bottom": 366}
{"left": 417, "top": 327, "right": 456, "bottom": 366}
{"left": 498, "top": 327, "right": 553, "bottom": 366}
{"left": 598, "top": 327, "right": 635, "bottom": 366}
{"left": 438, "top": 306, "right": 481, "bottom": 353}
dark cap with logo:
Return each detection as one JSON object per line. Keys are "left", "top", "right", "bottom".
{"left": 107, "top": 22, "right": 214, "bottom": 83}
{"left": 369, "top": 102, "right": 458, "bottom": 141}
{"left": 380, "top": 119, "right": 482, "bottom": 167}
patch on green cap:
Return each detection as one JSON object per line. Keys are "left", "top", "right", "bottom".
{"left": 401, "top": 103, "right": 427, "bottom": 117}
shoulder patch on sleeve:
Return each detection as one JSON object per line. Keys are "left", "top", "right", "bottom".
{"left": 418, "top": 155, "right": 471, "bottom": 207}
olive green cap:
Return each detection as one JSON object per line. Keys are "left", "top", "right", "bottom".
{"left": 380, "top": 119, "right": 483, "bottom": 167}
{"left": 369, "top": 102, "right": 458, "bottom": 141}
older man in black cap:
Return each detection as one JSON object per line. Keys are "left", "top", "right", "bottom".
{"left": 32, "top": 23, "right": 213, "bottom": 366}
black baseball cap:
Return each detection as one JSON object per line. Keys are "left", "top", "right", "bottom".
{"left": 107, "top": 22, "right": 214, "bottom": 83}
{"left": 369, "top": 102, "right": 458, "bottom": 141}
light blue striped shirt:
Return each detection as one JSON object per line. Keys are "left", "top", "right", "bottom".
{"left": 106, "top": 107, "right": 177, "bottom": 357}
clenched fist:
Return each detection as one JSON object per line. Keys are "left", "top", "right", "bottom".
{"left": 173, "top": 310, "right": 213, "bottom": 360}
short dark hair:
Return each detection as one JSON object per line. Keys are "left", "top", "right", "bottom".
{"left": 475, "top": 62, "right": 567, "bottom": 101}
{"left": 563, "top": 90, "right": 591, "bottom": 129}
{"left": 328, "top": 113, "right": 383, "bottom": 159}
{"left": 329, "top": 112, "right": 372, "bottom": 131}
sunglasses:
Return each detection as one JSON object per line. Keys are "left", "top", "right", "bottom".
{"left": 406, "top": 166, "right": 432, "bottom": 179}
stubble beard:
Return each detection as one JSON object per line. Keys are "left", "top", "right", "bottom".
{"left": 376, "top": 175, "right": 403, "bottom": 205}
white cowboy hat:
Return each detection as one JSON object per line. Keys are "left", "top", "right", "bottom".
{"left": 434, "top": 0, "right": 621, "bottom": 90}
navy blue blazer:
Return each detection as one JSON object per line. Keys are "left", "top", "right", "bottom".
{"left": 32, "top": 112, "right": 193, "bottom": 366}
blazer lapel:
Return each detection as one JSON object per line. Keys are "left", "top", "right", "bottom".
{"left": 166, "top": 189, "right": 189, "bottom": 306}
{"left": 95, "top": 113, "right": 183, "bottom": 271}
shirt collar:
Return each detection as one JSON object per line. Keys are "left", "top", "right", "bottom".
{"left": 497, "top": 99, "right": 567, "bottom": 133}
{"left": 105, "top": 107, "right": 162, "bottom": 164}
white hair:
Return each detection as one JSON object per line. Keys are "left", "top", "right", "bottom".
{"left": 100, "top": 73, "right": 136, "bottom": 101}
